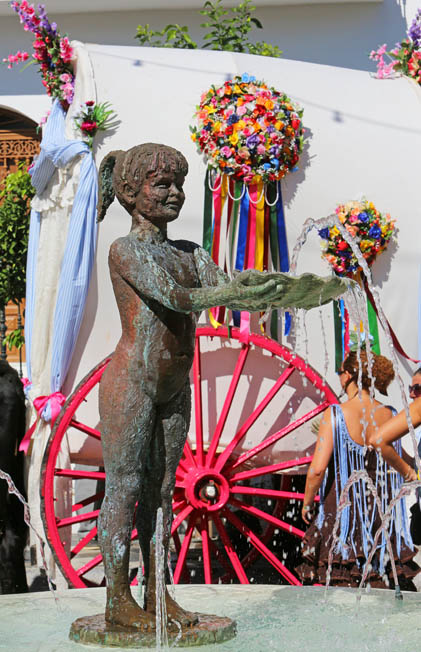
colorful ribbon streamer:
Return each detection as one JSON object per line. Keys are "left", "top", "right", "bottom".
{"left": 203, "top": 174, "right": 290, "bottom": 340}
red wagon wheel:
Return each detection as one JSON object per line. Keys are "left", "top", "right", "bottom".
{"left": 41, "top": 326, "right": 337, "bottom": 589}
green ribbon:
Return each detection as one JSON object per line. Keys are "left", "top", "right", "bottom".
{"left": 366, "top": 294, "right": 380, "bottom": 355}
{"left": 202, "top": 168, "right": 213, "bottom": 254}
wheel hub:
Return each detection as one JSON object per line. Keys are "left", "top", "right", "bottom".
{"left": 184, "top": 468, "right": 230, "bottom": 512}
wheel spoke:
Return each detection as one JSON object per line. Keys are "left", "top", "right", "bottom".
{"left": 229, "top": 457, "right": 311, "bottom": 483}
{"left": 171, "top": 504, "right": 194, "bottom": 535}
{"left": 227, "top": 401, "right": 330, "bottom": 471}
{"left": 54, "top": 468, "right": 106, "bottom": 481}
{"left": 229, "top": 497, "right": 305, "bottom": 538}
{"left": 212, "top": 513, "right": 249, "bottom": 583}
{"left": 76, "top": 552, "right": 103, "bottom": 577}
{"left": 206, "top": 344, "right": 250, "bottom": 467}
{"left": 199, "top": 513, "right": 212, "bottom": 584}
{"left": 173, "top": 514, "right": 195, "bottom": 583}
{"left": 230, "top": 485, "right": 320, "bottom": 503}
{"left": 193, "top": 336, "right": 204, "bottom": 466}
{"left": 57, "top": 509, "right": 100, "bottom": 529}
{"left": 172, "top": 498, "right": 187, "bottom": 512}
{"left": 207, "top": 536, "right": 235, "bottom": 578}
{"left": 182, "top": 440, "right": 197, "bottom": 469}
{"left": 70, "top": 418, "right": 101, "bottom": 441}
{"left": 230, "top": 486, "right": 305, "bottom": 502}
{"left": 223, "top": 508, "right": 301, "bottom": 586}
{"left": 71, "top": 526, "right": 98, "bottom": 558}
{"left": 72, "top": 491, "right": 104, "bottom": 512}
{"left": 214, "top": 365, "right": 295, "bottom": 472}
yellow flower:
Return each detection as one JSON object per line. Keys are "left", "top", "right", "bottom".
{"left": 265, "top": 99, "right": 274, "bottom": 110}
{"left": 213, "top": 121, "right": 221, "bottom": 132}
{"left": 234, "top": 84, "right": 243, "bottom": 94}
{"left": 229, "top": 133, "right": 239, "bottom": 146}
{"left": 360, "top": 239, "right": 372, "bottom": 251}
{"left": 275, "top": 120, "right": 284, "bottom": 130}
{"left": 331, "top": 226, "right": 340, "bottom": 237}
{"left": 234, "top": 119, "right": 246, "bottom": 131}
{"left": 191, "top": 133, "right": 197, "bottom": 142}
{"left": 337, "top": 212, "right": 346, "bottom": 224}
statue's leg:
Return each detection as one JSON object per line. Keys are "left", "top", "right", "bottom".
{"left": 140, "top": 382, "right": 198, "bottom": 627}
{"left": 98, "top": 381, "right": 157, "bottom": 630}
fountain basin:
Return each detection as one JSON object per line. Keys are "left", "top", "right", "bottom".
{"left": 1, "top": 584, "right": 420, "bottom": 651}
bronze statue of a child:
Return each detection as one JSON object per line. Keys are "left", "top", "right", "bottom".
{"left": 96, "top": 143, "right": 347, "bottom": 631}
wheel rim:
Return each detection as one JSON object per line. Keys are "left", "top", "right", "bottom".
{"left": 41, "top": 327, "right": 337, "bottom": 588}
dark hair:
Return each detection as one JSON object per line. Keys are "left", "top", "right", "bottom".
{"left": 97, "top": 143, "right": 188, "bottom": 222}
{"left": 343, "top": 350, "right": 394, "bottom": 396}
{"left": 413, "top": 367, "right": 421, "bottom": 377}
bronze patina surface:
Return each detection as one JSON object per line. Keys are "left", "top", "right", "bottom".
{"left": 69, "top": 612, "right": 236, "bottom": 648}
{"left": 70, "top": 143, "right": 347, "bottom": 645}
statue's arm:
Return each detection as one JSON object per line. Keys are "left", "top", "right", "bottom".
{"left": 193, "top": 246, "right": 230, "bottom": 287}
{"left": 110, "top": 239, "right": 281, "bottom": 314}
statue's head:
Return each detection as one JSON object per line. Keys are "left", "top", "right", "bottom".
{"left": 97, "top": 143, "right": 188, "bottom": 223}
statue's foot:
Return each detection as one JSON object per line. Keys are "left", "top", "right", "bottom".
{"left": 106, "top": 594, "right": 156, "bottom": 631}
{"left": 165, "top": 593, "right": 199, "bottom": 628}
{"left": 145, "top": 590, "right": 198, "bottom": 628}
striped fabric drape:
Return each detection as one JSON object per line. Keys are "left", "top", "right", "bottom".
{"left": 25, "top": 98, "right": 98, "bottom": 393}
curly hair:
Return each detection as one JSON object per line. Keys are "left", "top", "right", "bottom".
{"left": 97, "top": 143, "right": 189, "bottom": 222}
{"left": 343, "top": 350, "right": 394, "bottom": 396}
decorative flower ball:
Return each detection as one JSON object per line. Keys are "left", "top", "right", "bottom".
{"left": 319, "top": 200, "right": 395, "bottom": 277}
{"left": 190, "top": 73, "right": 304, "bottom": 184}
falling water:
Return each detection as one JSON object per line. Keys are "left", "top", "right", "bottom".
{"left": 289, "top": 212, "right": 421, "bottom": 598}
{"left": 155, "top": 507, "right": 168, "bottom": 650}
{"left": 0, "top": 468, "right": 59, "bottom": 608}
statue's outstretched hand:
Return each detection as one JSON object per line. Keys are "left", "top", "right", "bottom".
{"left": 220, "top": 270, "right": 286, "bottom": 311}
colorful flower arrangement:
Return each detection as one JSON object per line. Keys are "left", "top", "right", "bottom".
{"left": 74, "top": 101, "right": 118, "bottom": 149}
{"left": 370, "top": 9, "right": 421, "bottom": 84}
{"left": 190, "top": 73, "right": 304, "bottom": 184}
{"left": 319, "top": 200, "right": 395, "bottom": 277}
{"left": 3, "top": 1, "right": 75, "bottom": 104}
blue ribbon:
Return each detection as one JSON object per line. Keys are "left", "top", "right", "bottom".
{"left": 232, "top": 190, "right": 250, "bottom": 326}
{"left": 276, "top": 181, "right": 291, "bottom": 335}
{"left": 339, "top": 298, "right": 346, "bottom": 359}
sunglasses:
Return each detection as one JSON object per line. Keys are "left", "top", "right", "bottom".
{"left": 409, "top": 383, "right": 421, "bottom": 396}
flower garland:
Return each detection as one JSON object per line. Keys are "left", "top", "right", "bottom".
{"left": 190, "top": 73, "right": 304, "bottom": 184}
{"left": 3, "top": 1, "right": 75, "bottom": 104}
{"left": 319, "top": 200, "right": 395, "bottom": 278}
{"left": 370, "top": 9, "right": 421, "bottom": 85}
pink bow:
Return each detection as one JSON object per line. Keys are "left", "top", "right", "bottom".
{"left": 19, "top": 391, "right": 66, "bottom": 454}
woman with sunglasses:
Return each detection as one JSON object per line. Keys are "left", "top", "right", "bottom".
{"left": 296, "top": 351, "right": 418, "bottom": 589}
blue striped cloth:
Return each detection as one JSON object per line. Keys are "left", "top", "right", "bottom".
{"left": 25, "top": 99, "right": 98, "bottom": 392}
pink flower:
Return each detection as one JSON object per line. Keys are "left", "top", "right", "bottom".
{"left": 60, "top": 72, "right": 71, "bottom": 82}
{"left": 81, "top": 120, "right": 97, "bottom": 133}
{"left": 85, "top": 100, "right": 95, "bottom": 107}
{"left": 237, "top": 105, "right": 247, "bottom": 116}
{"left": 220, "top": 146, "right": 232, "bottom": 157}
{"left": 59, "top": 36, "right": 73, "bottom": 63}
{"left": 257, "top": 144, "right": 266, "bottom": 155}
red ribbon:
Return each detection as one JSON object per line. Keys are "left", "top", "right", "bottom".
{"left": 19, "top": 391, "right": 66, "bottom": 454}
{"left": 364, "top": 280, "right": 421, "bottom": 364}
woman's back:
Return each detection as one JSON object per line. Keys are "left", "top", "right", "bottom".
{"left": 340, "top": 395, "right": 394, "bottom": 447}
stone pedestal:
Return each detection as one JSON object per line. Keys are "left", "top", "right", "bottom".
{"left": 69, "top": 612, "right": 236, "bottom": 648}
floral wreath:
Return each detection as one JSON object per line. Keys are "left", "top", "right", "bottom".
{"left": 319, "top": 200, "right": 395, "bottom": 277}
{"left": 190, "top": 73, "right": 304, "bottom": 184}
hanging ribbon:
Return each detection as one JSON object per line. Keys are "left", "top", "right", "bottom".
{"left": 364, "top": 279, "right": 421, "bottom": 364}
{"left": 19, "top": 391, "right": 67, "bottom": 454}
{"left": 203, "top": 173, "right": 291, "bottom": 342}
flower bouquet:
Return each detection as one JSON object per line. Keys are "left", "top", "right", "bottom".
{"left": 319, "top": 200, "right": 395, "bottom": 278}
{"left": 74, "top": 102, "right": 118, "bottom": 149}
{"left": 3, "top": 1, "right": 75, "bottom": 104}
{"left": 190, "top": 73, "right": 304, "bottom": 184}
{"left": 370, "top": 9, "right": 421, "bottom": 85}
